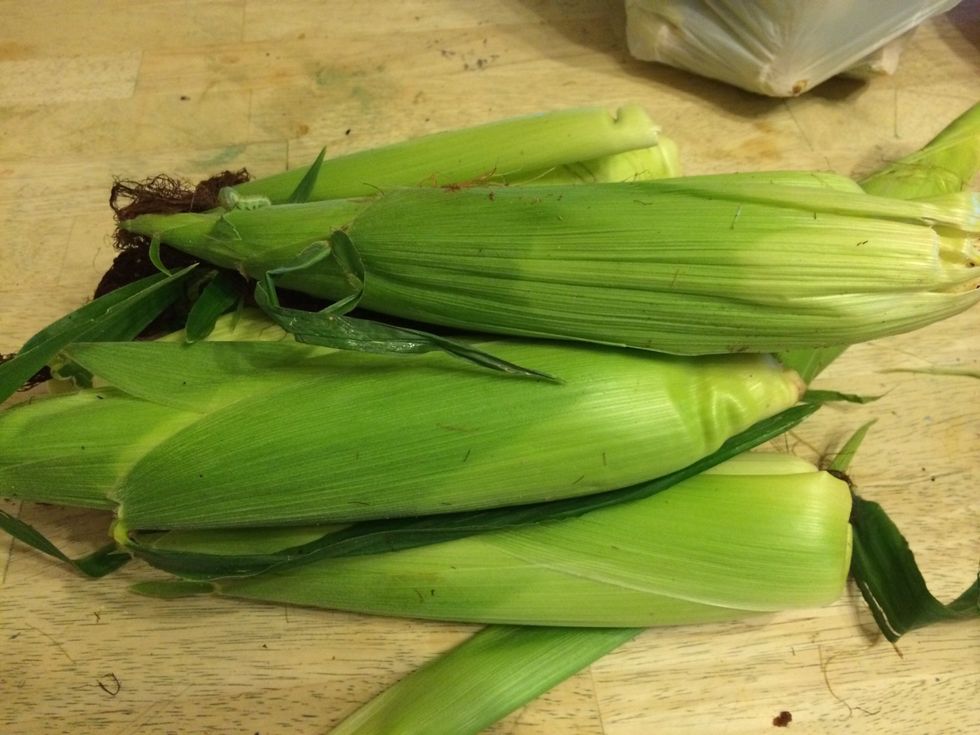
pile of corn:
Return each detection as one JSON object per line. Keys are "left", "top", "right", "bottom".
{"left": 1, "top": 102, "right": 977, "bottom": 734}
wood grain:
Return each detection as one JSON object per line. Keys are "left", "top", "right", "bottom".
{"left": 1, "top": 2, "right": 977, "bottom": 733}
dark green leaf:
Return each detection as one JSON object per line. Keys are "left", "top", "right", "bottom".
{"left": 825, "top": 422, "right": 980, "bottom": 641}
{"left": 254, "top": 233, "right": 559, "bottom": 383}
{"left": 0, "top": 509, "right": 130, "bottom": 578}
{"left": 127, "top": 401, "right": 821, "bottom": 580}
{"left": 20, "top": 275, "right": 168, "bottom": 353}
{"left": 849, "top": 494, "right": 979, "bottom": 642}
{"left": 184, "top": 271, "right": 244, "bottom": 343}
{"left": 287, "top": 148, "right": 327, "bottom": 204}
{"left": 0, "top": 267, "right": 196, "bottom": 403}
{"left": 804, "top": 389, "right": 883, "bottom": 405}
{"left": 131, "top": 580, "right": 215, "bottom": 598}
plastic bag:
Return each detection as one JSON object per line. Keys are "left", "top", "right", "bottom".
{"left": 625, "top": 0, "right": 959, "bottom": 96}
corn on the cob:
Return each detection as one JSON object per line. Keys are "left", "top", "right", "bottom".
{"left": 142, "top": 452, "right": 852, "bottom": 626}
{"left": 231, "top": 104, "right": 672, "bottom": 202}
{"left": 0, "top": 312, "right": 802, "bottom": 530}
{"left": 123, "top": 172, "right": 979, "bottom": 355}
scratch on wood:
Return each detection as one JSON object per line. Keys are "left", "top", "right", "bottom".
{"left": 25, "top": 622, "right": 77, "bottom": 664}
{"left": 782, "top": 100, "right": 815, "bottom": 152}
{"left": 1, "top": 524, "right": 15, "bottom": 585}
{"left": 586, "top": 660, "right": 610, "bottom": 735}
{"left": 893, "top": 86, "right": 900, "bottom": 139}
{"left": 115, "top": 683, "right": 193, "bottom": 735}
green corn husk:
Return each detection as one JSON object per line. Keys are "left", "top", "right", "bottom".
{"left": 860, "top": 102, "right": 980, "bottom": 200}
{"left": 123, "top": 171, "right": 979, "bottom": 355}
{"left": 0, "top": 313, "right": 803, "bottom": 530}
{"left": 142, "top": 452, "right": 852, "bottom": 627}
{"left": 780, "top": 101, "right": 980, "bottom": 382}
{"left": 231, "top": 104, "right": 670, "bottom": 202}
{"left": 514, "top": 140, "right": 681, "bottom": 186}
{"left": 331, "top": 625, "right": 638, "bottom": 735}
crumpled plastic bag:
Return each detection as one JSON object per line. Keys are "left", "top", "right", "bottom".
{"left": 625, "top": 0, "right": 959, "bottom": 96}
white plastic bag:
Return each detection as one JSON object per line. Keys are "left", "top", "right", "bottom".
{"left": 625, "top": 0, "right": 959, "bottom": 96}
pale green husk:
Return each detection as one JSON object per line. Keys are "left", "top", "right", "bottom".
{"left": 860, "top": 102, "right": 980, "bottom": 199}
{"left": 147, "top": 452, "right": 852, "bottom": 626}
{"left": 232, "top": 104, "right": 670, "bottom": 202}
{"left": 329, "top": 625, "right": 637, "bottom": 735}
{"left": 0, "top": 313, "right": 802, "bottom": 530}
{"left": 124, "top": 172, "right": 979, "bottom": 355}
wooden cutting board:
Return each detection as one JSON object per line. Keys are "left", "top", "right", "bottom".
{"left": 1, "top": 2, "right": 977, "bottom": 733}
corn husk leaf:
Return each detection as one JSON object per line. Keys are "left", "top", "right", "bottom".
{"left": 0, "top": 268, "right": 197, "bottom": 403}
{"left": 779, "top": 101, "right": 980, "bottom": 381}
{"left": 0, "top": 511, "right": 129, "bottom": 577}
{"left": 827, "top": 422, "right": 980, "bottom": 642}
{"left": 802, "top": 389, "right": 883, "bottom": 405}
{"left": 860, "top": 102, "right": 980, "bottom": 200}
{"left": 183, "top": 271, "right": 244, "bottom": 343}
{"left": 329, "top": 625, "right": 638, "bottom": 735}
{"left": 250, "top": 234, "right": 558, "bottom": 381}
{"left": 849, "top": 495, "right": 980, "bottom": 642}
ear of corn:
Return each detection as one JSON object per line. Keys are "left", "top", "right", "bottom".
{"left": 124, "top": 173, "right": 979, "bottom": 355}
{"left": 142, "top": 451, "right": 852, "bottom": 626}
{"left": 231, "top": 105, "right": 666, "bottom": 202}
{"left": 0, "top": 313, "right": 803, "bottom": 530}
